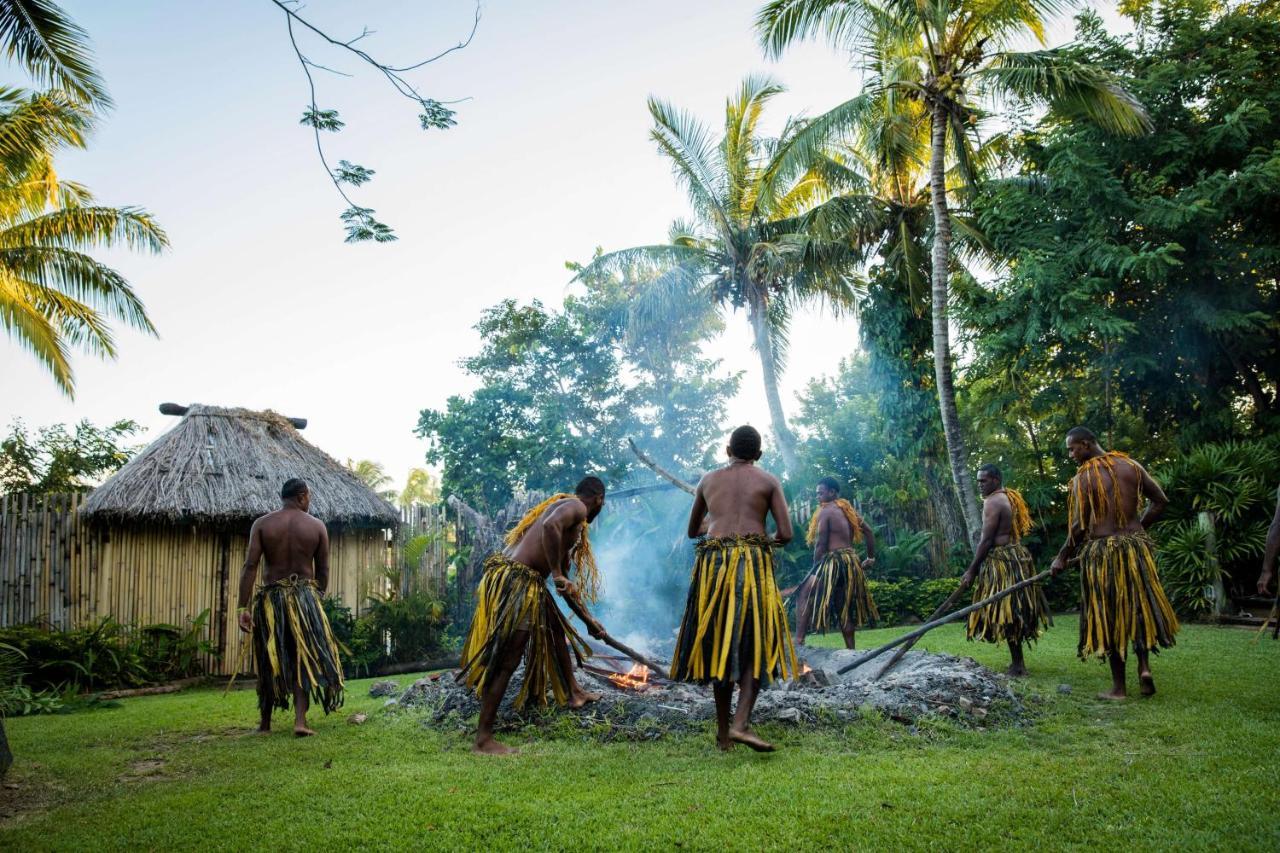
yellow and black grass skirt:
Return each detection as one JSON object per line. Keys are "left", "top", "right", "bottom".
{"left": 670, "top": 535, "right": 798, "bottom": 686}
{"left": 808, "top": 547, "right": 878, "bottom": 632}
{"left": 1078, "top": 532, "right": 1180, "bottom": 660}
{"left": 967, "top": 544, "right": 1052, "bottom": 645}
{"left": 456, "top": 553, "right": 590, "bottom": 709}
{"left": 251, "top": 576, "right": 345, "bottom": 717}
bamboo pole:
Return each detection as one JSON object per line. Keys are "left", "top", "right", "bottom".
{"left": 874, "top": 579, "right": 974, "bottom": 679}
{"left": 837, "top": 570, "right": 1053, "bottom": 677}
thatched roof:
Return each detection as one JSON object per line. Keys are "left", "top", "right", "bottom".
{"left": 82, "top": 404, "right": 399, "bottom": 527}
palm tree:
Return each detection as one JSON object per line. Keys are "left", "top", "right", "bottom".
{"left": 581, "top": 75, "right": 862, "bottom": 472}
{"left": 0, "top": 0, "right": 111, "bottom": 110}
{"left": 347, "top": 459, "right": 396, "bottom": 502}
{"left": 399, "top": 467, "right": 440, "bottom": 508}
{"left": 0, "top": 89, "right": 166, "bottom": 396}
{"left": 758, "top": 0, "right": 1150, "bottom": 543}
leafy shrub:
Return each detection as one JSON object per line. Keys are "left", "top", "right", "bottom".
{"left": 0, "top": 642, "right": 61, "bottom": 717}
{"left": 866, "top": 576, "right": 963, "bottom": 626}
{"left": 323, "top": 593, "right": 450, "bottom": 675}
{"left": 0, "top": 609, "right": 213, "bottom": 694}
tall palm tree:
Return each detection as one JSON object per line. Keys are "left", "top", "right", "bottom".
{"left": 758, "top": 0, "right": 1150, "bottom": 543}
{"left": 581, "top": 75, "right": 862, "bottom": 473}
{"left": 0, "top": 89, "right": 166, "bottom": 397}
{"left": 0, "top": 0, "right": 111, "bottom": 111}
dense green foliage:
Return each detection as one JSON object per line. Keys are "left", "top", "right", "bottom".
{"left": 0, "top": 418, "right": 141, "bottom": 494}
{"left": 417, "top": 265, "right": 739, "bottom": 511}
{"left": 0, "top": 611, "right": 213, "bottom": 699}
{"left": 2, "top": 620, "right": 1277, "bottom": 849}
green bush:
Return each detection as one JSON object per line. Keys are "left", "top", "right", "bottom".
{"left": 322, "top": 593, "right": 450, "bottom": 676}
{"left": 0, "top": 610, "right": 213, "bottom": 694}
{"left": 866, "top": 576, "right": 963, "bottom": 626}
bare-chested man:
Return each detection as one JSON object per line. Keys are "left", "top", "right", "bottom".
{"left": 457, "top": 477, "right": 608, "bottom": 755}
{"left": 961, "top": 464, "right": 1051, "bottom": 677}
{"left": 793, "top": 477, "right": 878, "bottom": 649}
{"left": 1050, "top": 427, "right": 1179, "bottom": 700}
{"left": 237, "top": 478, "right": 345, "bottom": 736}
{"left": 670, "top": 426, "right": 798, "bottom": 752}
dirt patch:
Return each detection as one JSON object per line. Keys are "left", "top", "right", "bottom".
{"left": 117, "top": 757, "right": 171, "bottom": 784}
{"left": 395, "top": 647, "right": 1026, "bottom": 740}
{"left": 0, "top": 770, "right": 66, "bottom": 826}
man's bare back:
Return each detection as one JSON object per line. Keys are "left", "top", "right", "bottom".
{"left": 507, "top": 497, "right": 584, "bottom": 578}
{"left": 252, "top": 508, "right": 329, "bottom": 584}
{"left": 818, "top": 502, "right": 855, "bottom": 551}
{"left": 1075, "top": 456, "right": 1166, "bottom": 539}
{"left": 692, "top": 463, "right": 791, "bottom": 542}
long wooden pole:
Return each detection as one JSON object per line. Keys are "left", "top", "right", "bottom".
{"left": 554, "top": 584, "right": 672, "bottom": 677}
{"left": 837, "top": 570, "right": 1053, "bottom": 676}
{"left": 627, "top": 438, "right": 697, "bottom": 495}
{"left": 873, "top": 579, "right": 974, "bottom": 679}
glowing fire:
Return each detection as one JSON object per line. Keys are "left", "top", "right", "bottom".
{"left": 800, "top": 663, "right": 813, "bottom": 676}
{"left": 607, "top": 664, "right": 652, "bottom": 691}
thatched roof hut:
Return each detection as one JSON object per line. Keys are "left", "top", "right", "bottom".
{"left": 83, "top": 404, "right": 398, "bottom": 527}
{"left": 56, "top": 403, "right": 401, "bottom": 674}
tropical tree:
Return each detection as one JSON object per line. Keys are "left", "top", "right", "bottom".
{"left": 0, "top": 90, "right": 167, "bottom": 395}
{"left": 0, "top": 0, "right": 110, "bottom": 111}
{"left": 580, "top": 75, "right": 862, "bottom": 473}
{"left": 399, "top": 467, "right": 440, "bottom": 508}
{"left": 758, "top": 0, "right": 1152, "bottom": 542}
{"left": 346, "top": 458, "right": 395, "bottom": 501}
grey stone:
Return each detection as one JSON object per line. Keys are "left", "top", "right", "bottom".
{"left": 1057, "top": 683, "right": 1073, "bottom": 694}
{"left": 369, "top": 680, "right": 400, "bottom": 698}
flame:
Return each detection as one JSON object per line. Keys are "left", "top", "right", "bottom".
{"left": 800, "top": 662, "right": 813, "bottom": 675}
{"left": 607, "top": 663, "right": 651, "bottom": 691}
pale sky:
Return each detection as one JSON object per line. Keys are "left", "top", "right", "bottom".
{"left": 0, "top": 1, "right": 1119, "bottom": 489}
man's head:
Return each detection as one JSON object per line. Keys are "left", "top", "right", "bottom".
{"left": 976, "top": 463, "right": 1002, "bottom": 497}
{"left": 1065, "top": 426, "right": 1101, "bottom": 465}
{"left": 281, "top": 477, "right": 310, "bottom": 511}
{"left": 575, "top": 476, "right": 606, "bottom": 522}
{"left": 816, "top": 476, "right": 841, "bottom": 503}
{"left": 727, "top": 425, "right": 762, "bottom": 462}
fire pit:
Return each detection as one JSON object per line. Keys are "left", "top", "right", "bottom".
{"left": 392, "top": 646, "right": 1027, "bottom": 741}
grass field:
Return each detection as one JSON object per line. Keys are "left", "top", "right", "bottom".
{"left": 2, "top": 616, "right": 1278, "bottom": 851}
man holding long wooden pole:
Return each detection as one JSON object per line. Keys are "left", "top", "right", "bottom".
{"left": 1050, "top": 427, "right": 1179, "bottom": 700}
{"left": 961, "top": 464, "right": 1052, "bottom": 677}
{"left": 456, "top": 478, "right": 609, "bottom": 755}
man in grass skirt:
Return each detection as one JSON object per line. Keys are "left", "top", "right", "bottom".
{"left": 237, "top": 478, "right": 344, "bottom": 737}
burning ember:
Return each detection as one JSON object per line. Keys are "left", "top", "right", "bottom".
{"left": 799, "top": 662, "right": 813, "bottom": 676}
{"left": 608, "top": 664, "right": 652, "bottom": 691}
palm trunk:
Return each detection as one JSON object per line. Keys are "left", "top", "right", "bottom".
{"left": 747, "top": 292, "right": 799, "bottom": 474}
{"left": 928, "top": 101, "right": 981, "bottom": 547}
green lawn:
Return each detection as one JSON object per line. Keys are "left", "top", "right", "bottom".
{"left": 3, "top": 617, "right": 1278, "bottom": 851}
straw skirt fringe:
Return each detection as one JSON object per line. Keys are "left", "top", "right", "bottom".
{"left": 252, "top": 576, "right": 345, "bottom": 717}
{"left": 1077, "top": 533, "right": 1179, "bottom": 660}
{"left": 967, "top": 544, "right": 1052, "bottom": 645}
{"left": 809, "top": 547, "right": 878, "bottom": 632}
{"left": 670, "top": 535, "right": 797, "bottom": 686}
{"left": 457, "top": 553, "right": 590, "bottom": 709}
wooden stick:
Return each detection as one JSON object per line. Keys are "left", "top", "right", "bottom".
{"left": 1251, "top": 602, "right": 1277, "bottom": 645}
{"left": 874, "top": 579, "right": 974, "bottom": 679}
{"left": 596, "top": 630, "right": 672, "bottom": 679}
{"left": 837, "top": 569, "right": 1053, "bottom": 676}
{"left": 627, "top": 438, "right": 697, "bottom": 495}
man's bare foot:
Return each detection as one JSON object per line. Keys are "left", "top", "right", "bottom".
{"left": 567, "top": 689, "right": 602, "bottom": 709}
{"left": 294, "top": 725, "right": 317, "bottom": 737}
{"left": 473, "top": 737, "right": 518, "bottom": 756}
{"left": 716, "top": 736, "right": 735, "bottom": 752}
{"left": 1139, "top": 673, "right": 1156, "bottom": 696}
{"left": 1095, "top": 689, "right": 1127, "bottom": 701}
{"left": 794, "top": 636, "right": 805, "bottom": 647}
{"left": 1006, "top": 664, "right": 1029, "bottom": 678}
{"left": 728, "top": 727, "right": 775, "bottom": 752}
{"left": 254, "top": 726, "right": 271, "bottom": 735}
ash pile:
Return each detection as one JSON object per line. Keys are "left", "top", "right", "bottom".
{"left": 392, "top": 644, "right": 1025, "bottom": 740}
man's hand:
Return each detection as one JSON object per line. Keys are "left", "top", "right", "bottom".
{"left": 553, "top": 575, "right": 579, "bottom": 600}
{"left": 237, "top": 610, "right": 253, "bottom": 633}
{"left": 1050, "top": 555, "right": 1068, "bottom": 577}
{"left": 960, "top": 569, "right": 976, "bottom": 588}
{"left": 861, "top": 557, "right": 876, "bottom": 572}
{"left": 1259, "top": 570, "right": 1274, "bottom": 597}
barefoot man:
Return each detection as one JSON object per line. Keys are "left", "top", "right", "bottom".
{"left": 237, "top": 478, "right": 345, "bottom": 737}
{"left": 1051, "top": 427, "right": 1179, "bottom": 699}
{"left": 671, "top": 426, "right": 798, "bottom": 752}
{"left": 457, "top": 477, "right": 608, "bottom": 755}
{"left": 794, "top": 477, "right": 878, "bottom": 649}
{"left": 962, "top": 464, "right": 1052, "bottom": 677}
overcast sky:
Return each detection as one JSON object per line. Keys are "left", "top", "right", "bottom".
{"left": 0, "top": 1, "right": 1121, "bottom": 489}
